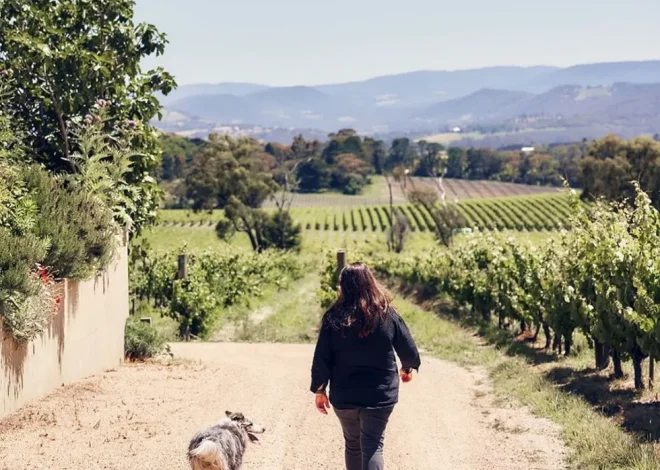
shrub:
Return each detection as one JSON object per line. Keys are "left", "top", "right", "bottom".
{"left": 387, "top": 213, "right": 410, "bottom": 253}
{"left": 342, "top": 175, "right": 364, "bottom": 195}
{"left": 124, "top": 317, "right": 168, "bottom": 361}
{"left": 130, "top": 246, "right": 302, "bottom": 339}
{"left": 0, "top": 159, "right": 37, "bottom": 233}
{"left": 23, "top": 166, "right": 117, "bottom": 280}
{"left": 262, "top": 211, "right": 302, "bottom": 251}
{"left": 0, "top": 229, "right": 53, "bottom": 344}
{"left": 0, "top": 230, "right": 47, "bottom": 298}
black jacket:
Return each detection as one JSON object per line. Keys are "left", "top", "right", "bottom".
{"left": 310, "top": 307, "right": 421, "bottom": 409}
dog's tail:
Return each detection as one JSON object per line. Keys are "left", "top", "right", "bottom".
{"left": 189, "top": 440, "right": 227, "bottom": 470}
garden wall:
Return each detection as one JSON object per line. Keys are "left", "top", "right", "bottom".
{"left": 0, "top": 238, "right": 129, "bottom": 419}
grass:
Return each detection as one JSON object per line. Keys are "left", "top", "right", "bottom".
{"left": 138, "top": 225, "right": 253, "bottom": 252}
{"left": 142, "top": 219, "right": 557, "bottom": 261}
{"left": 233, "top": 265, "right": 321, "bottom": 343}
{"left": 391, "top": 295, "right": 498, "bottom": 366}
{"left": 392, "top": 290, "right": 660, "bottom": 469}
{"left": 490, "top": 359, "right": 660, "bottom": 470}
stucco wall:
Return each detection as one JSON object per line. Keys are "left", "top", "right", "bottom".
{"left": 1, "top": 242, "right": 129, "bottom": 419}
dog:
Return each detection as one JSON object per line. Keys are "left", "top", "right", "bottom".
{"left": 188, "top": 411, "right": 266, "bottom": 470}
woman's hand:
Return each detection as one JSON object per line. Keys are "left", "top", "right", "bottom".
{"left": 315, "top": 392, "right": 330, "bottom": 415}
{"left": 400, "top": 368, "right": 414, "bottom": 383}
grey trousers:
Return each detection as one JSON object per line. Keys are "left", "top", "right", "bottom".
{"left": 334, "top": 406, "right": 394, "bottom": 470}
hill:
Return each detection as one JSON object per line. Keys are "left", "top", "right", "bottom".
{"left": 155, "top": 60, "right": 660, "bottom": 141}
{"left": 420, "top": 89, "right": 532, "bottom": 122}
{"left": 420, "top": 82, "right": 660, "bottom": 124}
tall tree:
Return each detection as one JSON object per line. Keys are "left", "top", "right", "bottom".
{"left": 331, "top": 153, "right": 371, "bottom": 194}
{"left": 159, "top": 134, "right": 204, "bottom": 181}
{"left": 297, "top": 158, "right": 330, "bottom": 192}
{"left": 186, "top": 135, "right": 276, "bottom": 251}
{"left": 445, "top": 147, "right": 467, "bottom": 178}
{"left": 186, "top": 135, "right": 275, "bottom": 211}
{"left": 363, "top": 137, "right": 386, "bottom": 175}
{"left": 415, "top": 141, "right": 445, "bottom": 177}
{"left": 580, "top": 135, "right": 660, "bottom": 207}
{"left": 322, "top": 128, "right": 364, "bottom": 164}
{"left": 0, "top": 0, "right": 176, "bottom": 232}
{"left": 386, "top": 138, "right": 417, "bottom": 170}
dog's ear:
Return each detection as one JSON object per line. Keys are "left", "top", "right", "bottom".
{"left": 225, "top": 411, "right": 232, "bottom": 418}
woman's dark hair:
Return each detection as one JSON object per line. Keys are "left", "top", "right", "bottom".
{"left": 325, "top": 262, "right": 392, "bottom": 337}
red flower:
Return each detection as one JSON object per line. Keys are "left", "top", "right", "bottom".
{"left": 36, "top": 264, "right": 54, "bottom": 285}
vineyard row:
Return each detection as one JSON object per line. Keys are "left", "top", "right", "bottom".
{"left": 159, "top": 194, "right": 575, "bottom": 232}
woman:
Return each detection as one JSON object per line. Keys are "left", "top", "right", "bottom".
{"left": 310, "top": 262, "right": 421, "bottom": 470}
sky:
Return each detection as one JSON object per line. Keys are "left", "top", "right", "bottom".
{"left": 134, "top": 0, "right": 660, "bottom": 87}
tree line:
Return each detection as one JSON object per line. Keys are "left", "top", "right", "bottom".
{"left": 160, "top": 131, "right": 658, "bottom": 203}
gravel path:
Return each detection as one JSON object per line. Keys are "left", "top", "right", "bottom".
{"left": 0, "top": 343, "right": 565, "bottom": 469}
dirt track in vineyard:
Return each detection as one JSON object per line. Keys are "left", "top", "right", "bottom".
{"left": 0, "top": 343, "right": 566, "bottom": 469}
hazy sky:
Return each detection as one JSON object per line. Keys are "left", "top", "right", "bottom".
{"left": 134, "top": 0, "right": 660, "bottom": 86}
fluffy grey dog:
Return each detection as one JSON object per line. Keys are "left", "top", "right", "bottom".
{"left": 188, "top": 411, "right": 266, "bottom": 470}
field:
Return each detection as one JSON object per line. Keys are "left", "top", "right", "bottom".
{"left": 159, "top": 192, "right": 574, "bottom": 234}
{"left": 261, "top": 176, "right": 559, "bottom": 208}
{"left": 420, "top": 128, "right": 569, "bottom": 146}
{"left": 420, "top": 131, "right": 482, "bottom": 144}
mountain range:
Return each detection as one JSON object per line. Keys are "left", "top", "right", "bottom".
{"left": 156, "top": 60, "right": 660, "bottom": 142}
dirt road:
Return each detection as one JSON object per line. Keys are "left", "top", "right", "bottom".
{"left": 0, "top": 343, "right": 565, "bottom": 469}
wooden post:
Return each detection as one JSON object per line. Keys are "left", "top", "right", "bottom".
{"left": 177, "top": 253, "right": 190, "bottom": 341}
{"left": 337, "top": 249, "right": 346, "bottom": 276}
{"left": 650, "top": 358, "right": 655, "bottom": 390}
{"left": 177, "top": 254, "right": 188, "bottom": 280}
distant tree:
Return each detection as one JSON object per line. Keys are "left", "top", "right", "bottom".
{"left": 415, "top": 141, "right": 445, "bottom": 176}
{"left": 363, "top": 138, "right": 387, "bottom": 175}
{"left": 549, "top": 143, "right": 585, "bottom": 186}
{"left": 495, "top": 152, "right": 522, "bottom": 182}
{"left": 261, "top": 211, "right": 302, "bottom": 251}
{"left": 289, "top": 134, "right": 321, "bottom": 161}
{"left": 341, "top": 135, "right": 365, "bottom": 159}
{"left": 186, "top": 135, "right": 275, "bottom": 211}
{"left": 297, "top": 158, "right": 331, "bottom": 192}
{"left": 387, "top": 212, "right": 410, "bottom": 253}
{"left": 580, "top": 135, "right": 660, "bottom": 207}
{"left": 267, "top": 157, "right": 302, "bottom": 251}
{"left": 407, "top": 185, "right": 464, "bottom": 247}
{"left": 0, "top": 0, "right": 176, "bottom": 233}
{"left": 291, "top": 135, "right": 308, "bottom": 160}
{"left": 386, "top": 138, "right": 417, "bottom": 170}
{"left": 159, "top": 134, "right": 204, "bottom": 181}
{"left": 322, "top": 129, "right": 364, "bottom": 164}
{"left": 446, "top": 147, "right": 467, "bottom": 178}
{"left": 523, "top": 153, "right": 562, "bottom": 186}
{"left": 265, "top": 142, "right": 293, "bottom": 164}
{"left": 321, "top": 139, "right": 342, "bottom": 165}
{"left": 465, "top": 148, "right": 506, "bottom": 179}
{"left": 331, "top": 153, "right": 371, "bottom": 194}
{"left": 253, "top": 151, "right": 276, "bottom": 170}
{"left": 186, "top": 135, "right": 282, "bottom": 252}
{"left": 329, "top": 128, "right": 359, "bottom": 139}
{"left": 159, "top": 153, "right": 185, "bottom": 181}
